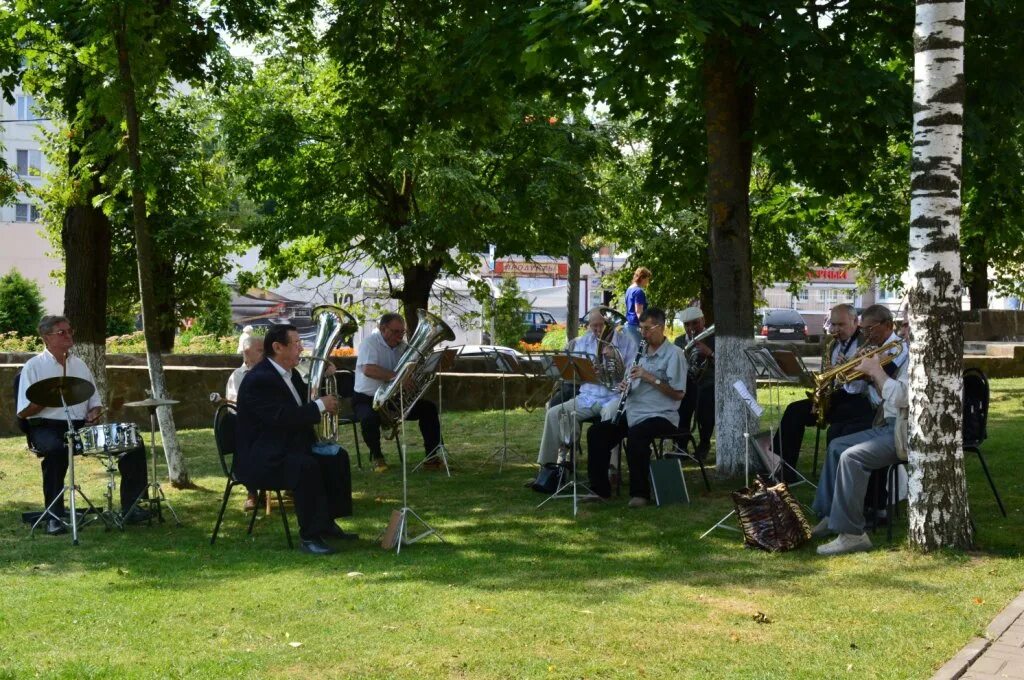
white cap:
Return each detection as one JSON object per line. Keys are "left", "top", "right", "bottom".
{"left": 679, "top": 307, "right": 704, "bottom": 323}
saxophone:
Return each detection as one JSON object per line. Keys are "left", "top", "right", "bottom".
{"left": 812, "top": 333, "right": 838, "bottom": 428}
{"left": 812, "top": 339, "right": 904, "bottom": 427}
{"left": 612, "top": 338, "right": 648, "bottom": 425}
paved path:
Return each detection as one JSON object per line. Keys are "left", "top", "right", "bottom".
{"left": 933, "top": 592, "right": 1024, "bottom": 679}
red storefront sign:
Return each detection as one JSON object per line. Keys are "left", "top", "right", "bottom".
{"left": 494, "top": 260, "right": 569, "bottom": 277}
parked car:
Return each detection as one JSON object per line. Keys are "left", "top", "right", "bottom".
{"left": 758, "top": 308, "right": 808, "bottom": 341}
{"left": 522, "top": 310, "right": 558, "bottom": 344}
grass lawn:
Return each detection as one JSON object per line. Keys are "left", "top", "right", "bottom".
{"left": 1, "top": 380, "right": 1022, "bottom": 679}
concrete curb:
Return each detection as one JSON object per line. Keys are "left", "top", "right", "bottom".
{"left": 932, "top": 592, "right": 1024, "bottom": 679}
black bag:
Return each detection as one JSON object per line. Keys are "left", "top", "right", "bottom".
{"left": 531, "top": 463, "right": 564, "bottom": 494}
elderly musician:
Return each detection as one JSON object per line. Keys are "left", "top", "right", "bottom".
{"left": 352, "top": 312, "right": 443, "bottom": 472}
{"left": 234, "top": 324, "right": 355, "bottom": 556}
{"left": 673, "top": 307, "right": 715, "bottom": 460}
{"left": 224, "top": 332, "right": 264, "bottom": 511}
{"left": 16, "top": 315, "right": 150, "bottom": 535}
{"left": 771, "top": 303, "right": 876, "bottom": 477}
{"left": 534, "top": 309, "right": 635, "bottom": 468}
{"left": 585, "top": 308, "right": 687, "bottom": 507}
{"left": 812, "top": 322, "right": 909, "bottom": 556}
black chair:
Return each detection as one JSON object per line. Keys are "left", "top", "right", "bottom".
{"left": 209, "top": 403, "right": 293, "bottom": 548}
{"left": 12, "top": 371, "right": 40, "bottom": 455}
{"left": 962, "top": 368, "right": 1006, "bottom": 517}
{"left": 334, "top": 370, "right": 363, "bottom": 469}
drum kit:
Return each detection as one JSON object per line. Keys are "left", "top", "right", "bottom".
{"left": 26, "top": 375, "right": 180, "bottom": 544}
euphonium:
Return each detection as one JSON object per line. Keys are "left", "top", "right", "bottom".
{"left": 683, "top": 324, "right": 715, "bottom": 381}
{"left": 372, "top": 309, "right": 456, "bottom": 436}
{"left": 308, "top": 305, "right": 359, "bottom": 441}
{"left": 811, "top": 339, "right": 904, "bottom": 407}
{"left": 593, "top": 319, "right": 626, "bottom": 390}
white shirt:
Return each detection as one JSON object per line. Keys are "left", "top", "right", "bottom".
{"left": 568, "top": 330, "right": 637, "bottom": 408}
{"left": 17, "top": 349, "right": 103, "bottom": 420}
{"left": 268, "top": 358, "right": 325, "bottom": 413}
{"left": 354, "top": 330, "right": 407, "bottom": 396}
{"left": 868, "top": 333, "right": 909, "bottom": 407}
{"left": 880, "top": 356, "right": 910, "bottom": 420}
{"left": 225, "top": 364, "right": 251, "bottom": 402}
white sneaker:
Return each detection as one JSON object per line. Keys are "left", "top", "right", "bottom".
{"left": 816, "top": 533, "right": 872, "bottom": 556}
{"left": 627, "top": 496, "right": 649, "bottom": 508}
{"left": 810, "top": 517, "right": 831, "bottom": 539}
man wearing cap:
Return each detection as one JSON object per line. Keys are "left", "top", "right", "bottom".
{"left": 673, "top": 307, "right": 715, "bottom": 460}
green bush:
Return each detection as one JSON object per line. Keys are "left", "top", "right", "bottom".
{"left": 192, "top": 281, "right": 234, "bottom": 337}
{"left": 0, "top": 330, "right": 43, "bottom": 352}
{"left": 0, "top": 269, "right": 44, "bottom": 337}
{"left": 486, "top": 276, "right": 531, "bottom": 348}
{"left": 106, "top": 330, "right": 238, "bottom": 354}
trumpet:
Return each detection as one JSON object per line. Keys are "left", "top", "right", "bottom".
{"left": 811, "top": 339, "right": 904, "bottom": 407}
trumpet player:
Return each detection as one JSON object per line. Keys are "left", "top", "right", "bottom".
{"left": 585, "top": 308, "right": 687, "bottom": 507}
{"left": 533, "top": 309, "right": 636, "bottom": 468}
{"left": 673, "top": 307, "right": 715, "bottom": 460}
{"left": 772, "top": 303, "right": 875, "bottom": 477}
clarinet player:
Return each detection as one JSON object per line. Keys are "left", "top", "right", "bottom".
{"left": 585, "top": 308, "right": 687, "bottom": 506}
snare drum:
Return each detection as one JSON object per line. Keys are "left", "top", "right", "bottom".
{"left": 77, "top": 422, "right": 142, "bottom": 456}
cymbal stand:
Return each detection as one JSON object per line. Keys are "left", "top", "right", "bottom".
{"left": 382, "top": 382, "right": 444, "bottom": 553}
{"left": 124, "top": 404, "right": 180, "bottom": 525}
{"left": 29, "top": 391, "right": 109, "bottom": 544}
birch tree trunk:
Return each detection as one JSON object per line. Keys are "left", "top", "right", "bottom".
{"left": 114, "top": 13, "right": 191, "bottom": 488}
{"left": 704, "top": 36, "right": 756, "bottom": 477}
{"left": 906, "top": 0, "right": 972, "bottom": 550}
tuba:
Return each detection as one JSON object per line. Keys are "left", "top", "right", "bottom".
{"left": 308, "top": 304, "right": 359, "bottom": 441}
{"left": 372, "top": 309, "right": 456, "bottom": 435}
{"left": 684, "top": 324, "right": 715, "bottom": 382}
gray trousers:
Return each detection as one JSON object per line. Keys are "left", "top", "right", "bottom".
{"left": 536, "top": 397, "right": 604, "bottom": 465}
{"left": 811, "top": 420, "right": 900, "bottom": 535}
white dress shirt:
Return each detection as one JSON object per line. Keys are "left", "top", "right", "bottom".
{"left": 17, "top": 349, "right": 102, "bottom": 420}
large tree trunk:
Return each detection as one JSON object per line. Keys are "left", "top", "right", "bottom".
{"left": 152, "top": 250, "right": 177, "bottom": 352}
{"left": 703, "top": 36, "right": 756, "bottom": 478}
{"left": 566, "top": 249, "right": 581, "bottom": 342}
{"left": 115, "top": 18, "right": 191, "bottom": 488}
{"left": 906, "top": 0, "right": 972, "bottom": 550}
{"left": 61, "top": 64, "right": 112, "bottom": 406}
{"left": 399, "top": 260, "right": 443, "bottom": 335}
{"left": 965, "top": 235, "right": 989, "bottom": 310}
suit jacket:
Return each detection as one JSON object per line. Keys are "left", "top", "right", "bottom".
{"left": 234, "top": 358, "right": 321, "bottom": 489}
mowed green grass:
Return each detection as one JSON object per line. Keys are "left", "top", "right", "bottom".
{"left": 0, "top": 380, "right": 1022, "bottom": 679}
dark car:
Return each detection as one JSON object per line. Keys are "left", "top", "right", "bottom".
{"left": 522, "top": 310, "right": 557, "bottom": 344}
{"left": 759, "top": 308, "right": 808, "bottom": 341}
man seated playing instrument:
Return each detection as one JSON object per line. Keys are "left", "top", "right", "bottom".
{"left": 225, "top": 333, "right": 264, "bottom": 511}
{"left": 353, "top": 312, "right": 443, "bottom": 472}
{"left": 585, "top": 308, "right": 687, "bottom": 507}
{"left": 811, "top": 308, "right": 909, "bottom": 555}
{"left": 673, "top": 307, "right": 715, "bottom": 460}
{"left": 771, "top": 303, "right": 876, "bottom": 479}
{"left": 234, "top": 324, "right": 355, "bottom": 555}
{"left": 534, "top": 309, "right": 636, "bottom": 468}
{"left": 16, "top": 315, "right": 150, "bottom": 535}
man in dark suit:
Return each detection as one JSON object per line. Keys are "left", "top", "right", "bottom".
{"left": 235, "top": 324, "right": 355, "bottom": 555}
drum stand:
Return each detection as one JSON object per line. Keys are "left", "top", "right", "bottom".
{"left": 380, "top": 384, "right": 444, "bottom": 553}
{"left": 124, "top": 402, "right": 180, "bottom": 525}
{"left": 29, "top": 394, "right": 110, "bottom": 544}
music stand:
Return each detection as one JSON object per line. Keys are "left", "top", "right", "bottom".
{"left": 380, "top": 381, "right": 445, "bottom": 553}
{"left": 536, "top": 353, "right": 600, "bottom": 516}
{"left": 413, "top": 347, "right": 459, "bottom": 476}
{"left": 483, "top": 347, "right": 529, "bottom": 472}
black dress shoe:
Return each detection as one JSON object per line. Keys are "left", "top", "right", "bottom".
{"left": 46, "top": 518, "right": 67, "bottom": 535}
{"left": 321, "top": 523, "right": 359, "bottom": 541}
{"left": 122, "top": 507, "right": 153, "bottom": 525}
{"left": 300, "top": 539, "right": 337, "bottom": 555}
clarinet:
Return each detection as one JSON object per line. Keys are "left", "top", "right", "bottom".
{"left": 613, "top": 338, "right": 648, "bottom": 425}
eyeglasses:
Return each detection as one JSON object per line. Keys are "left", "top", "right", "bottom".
{"left": 859, "top": 323, "right": 880, "bottom": 334}
{"left": 639, "top": 324, "right": 663, "bottom": 333}
{"left": 47, "top": 329, "right": 74, "bottom": 338}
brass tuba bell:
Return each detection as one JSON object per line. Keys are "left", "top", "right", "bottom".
{"left": 308, "top": 304, "right": 359, "bottom": 442}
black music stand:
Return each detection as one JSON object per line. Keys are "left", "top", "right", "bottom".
{"left": 413, "top": 347, "right": 459, "bottom": 476}
{"left": 483, "top": 347, "right": 530, "bottom": 472}
{"left": 536, "top": 353, "right": 601, "bottom": 516}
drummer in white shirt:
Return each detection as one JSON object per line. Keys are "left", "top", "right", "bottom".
{"left": 16, "top": 315, "right": 149, "bottom": 535}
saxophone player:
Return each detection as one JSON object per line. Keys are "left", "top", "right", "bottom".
{"left": 353, "top": 313, "right": 443, "bottom": 472}
{"left": 585, "top": 308, "right": 687, "bottom": 507}
{"left": 673, "top": 307, "right": 715, "bottom": 460}
{"left": 532, "top": 309, "right": 635, "bottom": 470}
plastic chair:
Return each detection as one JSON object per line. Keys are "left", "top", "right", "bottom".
{"left": 209, "top": 403, "right": 293, "bottom": 548}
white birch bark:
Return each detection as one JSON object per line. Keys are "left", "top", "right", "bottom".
{"left": 906, "top": 0, "right": 972, "bottom": 550}
{"left": 74, "top": 341, "right": 108, "bottom": 410}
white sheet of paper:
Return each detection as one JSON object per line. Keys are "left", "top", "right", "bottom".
{"left": 732, "top": 380, "right": 764, "bottom": 417}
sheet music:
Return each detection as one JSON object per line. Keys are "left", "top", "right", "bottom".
{"left": 732, "top": 380, "right": 764, "bottom": 417}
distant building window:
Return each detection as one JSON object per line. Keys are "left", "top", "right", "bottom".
{"left": 14, "top": 203, "right": 41, "bottom": 222}
{"left": 797, "top": 288, "right": 809, "bottom": 301}
{"left": 16, "top": 95, "right": 36, "bottom": 120}
{"left": 16, "top": 149, "right": 42, "bottom": 177}
{"left": 878, "top": 288, "right": 901, "bottom": 301}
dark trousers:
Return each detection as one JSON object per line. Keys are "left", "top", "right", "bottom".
{"left": 773, "top": 392, "right": 875, "bottom": 474}
{"left": 352, "top": 392, "right": 441, "bottom": 460}
{"left": 278, "top": 449, "right": 353, "bottom": 541}
{"left": 587, "top": 416, "right": 676, "bottom": 499}
{"left": 678, "top": 379, "right": 715, "bottom": 457}
{"left": 28, "top": 419, "right": 148, "bottom": 517}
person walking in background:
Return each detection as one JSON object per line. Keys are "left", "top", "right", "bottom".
{"left": 623, "top": 267, "right": 652, "bottom": 346}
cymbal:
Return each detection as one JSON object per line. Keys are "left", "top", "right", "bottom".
{"left": 26, "top": 376, "right": 96, "bottom": 408}
{"left": 123, "top": 397, "right": 180, "bottom": 408}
